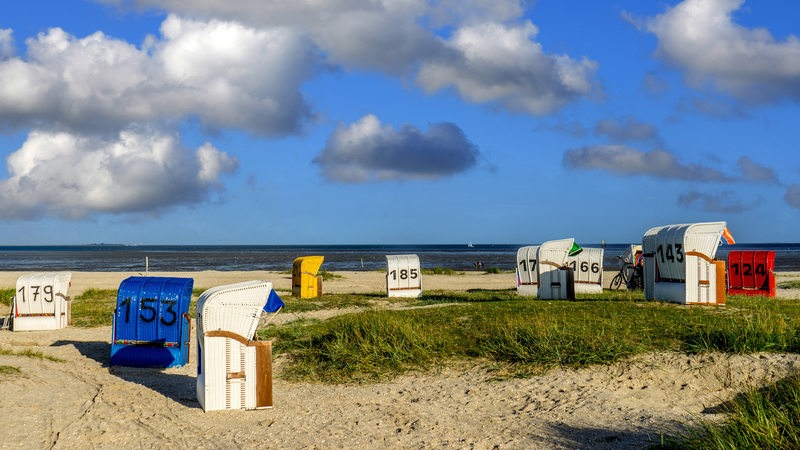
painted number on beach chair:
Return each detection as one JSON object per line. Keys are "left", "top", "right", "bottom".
{"left": 568, "top": 261, "right": 600, "bottom": 274}
{"left": 389, "top": 268, "right": 419, "bottom": 280}
{"left": 518, "top": 259, "right": 537, "bottom": 273}
{"left": 119, "top": 297, "right": 178, "bottom": 326}
{"left": 16, "top": 285, "right": 55, "bottom": 303}
{"left": 655, "top": 243, "right": 684, "bottom": 264}
{"left": 729, "top": 262, "right": 766, "bottom": 277}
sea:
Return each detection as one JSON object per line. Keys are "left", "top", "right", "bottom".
{"left": 0, "top": 243, "right": 799, "bottom": 272}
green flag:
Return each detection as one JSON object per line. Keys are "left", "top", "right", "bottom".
{"left": 568, "top": 242, "right": 583, "bottom": 256}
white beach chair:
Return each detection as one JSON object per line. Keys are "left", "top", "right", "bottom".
{"left": 11, "top": 272, "right": 72, "bottom": 331}
{"left": 196, "top": 280, "right": 276, "bottom": 411}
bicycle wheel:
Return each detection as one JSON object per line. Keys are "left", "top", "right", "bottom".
{"left": 609, "top": 273, "right": 624, "bottom": 290}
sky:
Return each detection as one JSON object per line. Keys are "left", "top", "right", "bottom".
{"left": 0, "top": 0, "right": 798, "bottom": 245}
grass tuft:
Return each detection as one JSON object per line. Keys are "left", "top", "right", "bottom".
{"left": 422, "top": 267, "right": 460, "bottom": 275}
{"left": 0, "top": 347, "right": 64, "bottom": 362}
{"left": 0, "top": 287, "right": 14, "bottom": 307}
{"left": 0, "top": 365, "right": 22, "bottom": 377}
{"left": 656, "top": 375, "right": 800, "bottom": 449}
{"left": 778, "top": 279, "right": 800, "bottom": 289}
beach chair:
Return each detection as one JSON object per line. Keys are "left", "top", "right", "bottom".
{"left": 643, "top": 222, "right": 727, "bottom": 304}
{"left": 385, "top": 254, "right": 422, "bottom": 298}
{"left": 11, "top": 272, "right": 72, "bottom": 331}
{"left": 537, "top": 238, "right": 575, "bottom": 300}
{"left": 110, "top": 277, "right": 194, "bottom": 368}
{"left": 196, "top": 280, "right": 283, "bottom": 411}
{"left": 566, "top": 247, "right": 604, "bottom": 294}
{"left": 292, "top": 256, "right": 324, "bottom": 298}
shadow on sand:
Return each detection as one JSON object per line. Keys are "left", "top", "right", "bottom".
{"left": 544, "top": 421, "right": 689, "bottom": 450}
{"left": 52, "top": 339, "right": 199, "bottom": 408}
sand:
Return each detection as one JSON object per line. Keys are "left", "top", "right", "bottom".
{"left": 1, "top": 270, "right": 799, "bottom": 449}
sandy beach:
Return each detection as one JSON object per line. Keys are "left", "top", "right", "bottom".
{"left": 1, "top": 270, "right": 799, "bottom": 449}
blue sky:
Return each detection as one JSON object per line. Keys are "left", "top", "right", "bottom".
{"left": 0, "top": 0, "right": 798, "bottom": 245}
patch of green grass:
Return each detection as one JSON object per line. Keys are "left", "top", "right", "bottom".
{"left": 280, "top": 293, "right": 378, "bottom": 313}
{"left": 778, "top": 279, "right": 800, "bottom": 289}
{"left": 422, "top": 267, "right": 461, "bottom": 275}
{"left": 0, "top": 347, "right": 64, "bottom": 362}
{"left": 70, "top": 288, "right": 118, "bottom": 327}
{"left": 319, "top": 270, "right": 342, "bottom": 281}
{"left": 0, "top": 365, "right": 22, "bottom": 377}
{"left": 276, "top": 310, "right": 458, "bottom": 383}
{"left": 656, "top": 375, "right": 800, "bottom": 449}
{"left": 264, "top": 292, "right": 800, "bottom": 384}
{"left": 679, "top": 295, "right": 800, "bottom": 354}
{"left": 0, "top": 287, "right": 14, "bottom": 306}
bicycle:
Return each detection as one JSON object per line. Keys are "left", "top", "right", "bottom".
{"left": 609, "top": 255, "right": 643, "bottom": 290}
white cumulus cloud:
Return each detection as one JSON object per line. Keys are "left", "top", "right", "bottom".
{"left": 418, "top": 21, "right": 598, "bottom": 114}
{"left": 0, "top": 128, "right": 237, "bottom": 219}
{"left": 0, "top": 16, "right": 317, "bottom": 135}
{"left": 314, "top": 114, "right": 480, "bottom": 182}
{"left": 646, "top": 0, "right": 800, "bottom": 103}
{"left": 98, "top": 1, "right": 598, "bottom": 113}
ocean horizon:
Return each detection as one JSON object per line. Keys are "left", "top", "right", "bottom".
{"left": 0, "top": 243, "right": 799, "bottom": 272}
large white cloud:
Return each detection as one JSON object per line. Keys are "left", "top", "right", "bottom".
{"left": 0, "top": 16, "right": 317, "bottom": 135}
{"left": 0, "top": 128, "right": 237, "bottom": 219}
{"left": 646, "top": 0, "right": 800, "bottom": 103}
{"left": 314, "top": 114, "right": 480, "bottom": 182}
{"left": 99, "top": 0, "right": 598, "bottom": 113}
{"left": 417, "top": 21, "right": 598, "bottom": 114}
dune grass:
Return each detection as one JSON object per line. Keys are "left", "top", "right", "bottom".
{"left": 778, "top": 279, "right": 800, "bottom": 289}
{"left": 0, "top": 365, "right": 22, "bottom": 377}
{"left": 0, "top": 287, "right": 13, "bottom": 307}
{"left": 258, "top": 292, "right": 800, "bottom": 384}
{"left": 656, "top": 375, "right": 800, "bottom": 449}
{"left": 0, "top": 347, "right": 64, "bottom": 362}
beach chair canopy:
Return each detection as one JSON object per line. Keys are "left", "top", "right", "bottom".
{"left": 651, "top": 222, "right": 725, "bottom": 282}
{"left": 196, "top": 280, "right": 274, "bottom": 340}
{"left": 538, "top": 238, "right": 573, "bottom": 271}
